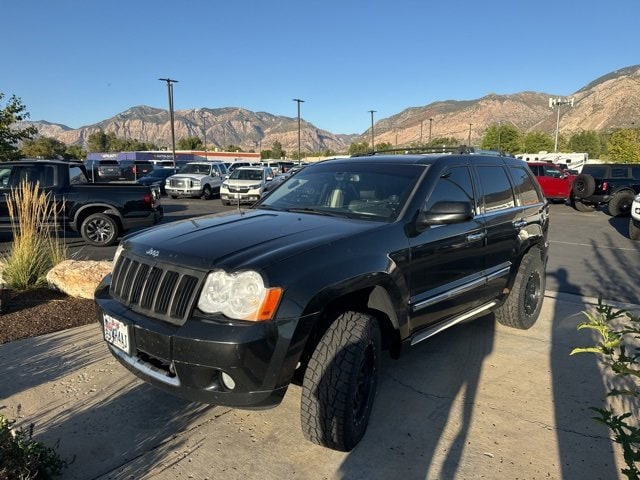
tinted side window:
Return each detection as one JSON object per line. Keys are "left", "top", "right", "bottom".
{"left": 9, "top": 165, "right": 56, "bottom": 188}
{"left": 0, "top": 166, "right": 12, "bottom": 188}
{"left": 529, "top": 165, "right": 541, "bottom": 176}
{"left": 508, "top": 166, "right": 541, "bottom": 206}
{"left": 584, "top": 166, "right": 606, "bottom": 178}
{"left": 632, "top": 167, "right": 640, "bottom": 180}
{"left": 610, "top": 167, "right": 628, "bottom": 178}
{"left": 69, "top": 166, "right": 88, "bottom": 184}
{"left": 425, "top": 166, "right": 475, "bottom": 210}
{"left": 477, "top": 166, "right": 515, "bottom": 213}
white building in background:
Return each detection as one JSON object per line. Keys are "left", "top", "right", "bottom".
{"left": 516, "top": 151, "right": 588, "bottom": 172}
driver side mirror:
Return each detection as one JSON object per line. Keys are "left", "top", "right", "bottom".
{"left": 416, "top": 200, "right": 473, "bottom": 232}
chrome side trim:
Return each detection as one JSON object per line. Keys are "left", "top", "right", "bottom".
{"left": 110, "top": 346, "right": 181, "bottom": 387}
{"left": 410, "top": 301, "right": 498, "bottom": 346}
{"left": 413, "top": 276, "right": 486, "bottom": 312}
{"left": 486, "top": 264, "right": 511, "bottom": 281}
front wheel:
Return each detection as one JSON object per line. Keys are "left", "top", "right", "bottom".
{"left": 202, "top": 185, "right": 213, "bottom": 200}
{"left": 80, "top": 213, "right": 119, "bottom": 247}
{"left": 495, "top": 251, "right": 545, "bottom": 330}
{"left": 301, "top": 311, "right": 381, "bottom": 452}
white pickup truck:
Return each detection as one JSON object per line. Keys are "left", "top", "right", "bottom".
{"left": 165, "top": 162, "right": 226, "bottom": 199}
{"left": 630, "top": 194, "right": 640, "bottom": 240}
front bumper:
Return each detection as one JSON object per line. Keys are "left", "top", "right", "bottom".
{"left": 166, "top": 187, "right": 202, "bottom": 198}
{"left": 220, "top": 188, "right": 262, "bottom": 203}
{"left": 95, "top": 277, "right": 311, "bottom": 409}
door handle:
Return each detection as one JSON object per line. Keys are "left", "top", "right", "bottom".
{"left": 513, "top": 220, "right": 527, "bottom": 229}
{"left": 466, "top": 232, "right": 486, "bottom": 242}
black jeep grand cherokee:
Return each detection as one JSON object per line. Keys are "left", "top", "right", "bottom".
{"left": 96, "top": 153, "right": 549, "bottom": 451}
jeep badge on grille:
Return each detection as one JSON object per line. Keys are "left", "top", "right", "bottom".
{"left": 146, "top": 248, "right": 160, "bottom": 257}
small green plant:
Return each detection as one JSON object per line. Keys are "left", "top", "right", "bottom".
{"left": 571, "top": 300, "right": 640, "bottom": 479}
{"left": 0, "top": 410, "right": 66, "bottom": 479}
{"left": 1, "top": 180, "right": 66, "bottom": 289}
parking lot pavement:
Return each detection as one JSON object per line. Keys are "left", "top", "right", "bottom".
{"left": 1, "top": 293, "right": 635, "bottom": 480}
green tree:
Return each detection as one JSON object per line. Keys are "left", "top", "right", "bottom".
{"left": 481, "top": 124, "right": 521, "bottom": 154}
{"left": 64, "top": 144, "right": 86, "bottom": 160}
{"left": 348, "top": 142, "right": 370, "bottom": 155}
{"left": 0, "top": 93, "right": 38, "bottom": 161}
{"left": 606, "top": 128, "right": 640, "bottom": 162}
{"left": 20, "top": 136, "right": 67, "bottom": 159}
{"left": 523, "top": 132, "right": 554, "bottom": 153}
{"left": 429, "top": 137, "right": 461, "bottom": 147}
{"left": 376, "top": 142, "right": 393, "bottom": 151}
{"left": 569, "top": 130, "right": 602, "bottom": 158}
{"left": 271, "top": 141, "right": 285, "bottom": 159}
{"left": 177, "top": 136, "right": 203, "bottom": 150}
{"left": 87, "top": 130, "right": 109, "bottom": 153}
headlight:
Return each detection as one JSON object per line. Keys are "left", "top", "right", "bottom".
{"left": 222, "top": 181, "right": 229, "bottom": 187}
{"left": 248, "top": 183, "right": 262, "bottom": 189}
{"left": 197, "top": 270, "right": 282, "bottom": 321}
{"left": 193, "top": 179, "right": 201, "bottom": 187}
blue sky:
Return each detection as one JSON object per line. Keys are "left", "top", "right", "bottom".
{"left": 3, "top": 0, "right": 638, "bottom": 135}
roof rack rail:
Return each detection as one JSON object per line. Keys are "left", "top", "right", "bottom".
{"left": 351, "top": 145, "right": 512, "bottom": 158}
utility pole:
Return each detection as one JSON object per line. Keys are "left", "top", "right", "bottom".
{"left": 420, "top": 119, "right": 423, "bottom": 145}
{"left": 368, "top": 110, "right": 376, "bottom": 152}
{"left": 159, "top": 78, "right": 178, "bottom": 168}
{"left": 198, "top": 110, "right": 208, "bottom": 152}
{"left": 550, "top": 97, "right": 574, "bottom": 152}
{"left": 293, "top": 98, "right": 305, "bottom": 165}
{"left": 429, "top": 118, "right": 433, "bottom": 145}
{"left": 468, "top": 123, "right": 473, "bottom": 146}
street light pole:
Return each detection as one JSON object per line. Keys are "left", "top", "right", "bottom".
{"left": 198, "top": 110, "right": 208, "bottom": 153}
{"left": 293, "top": 98, "right": 304, "bottom": 165}
{"left": 429, "top": 117, "right": 433, "bottom": 145}
{"left": 159, "top": 78, "right": 178, "bottom": 168}
{"left": 368, "top": 110, "right": 376, "bottom": 152}
{"left": 550, "top": 97, "right": 574, "bottom": 152}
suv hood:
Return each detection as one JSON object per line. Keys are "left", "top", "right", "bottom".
{"left": 123, "top": 210, "right": 381, "bottom": 271}
{"left": 225, "top": 179, "right": 263, "bottom": 186}
{"left": 169, "top": 173, "right": 208, "bottom": 181}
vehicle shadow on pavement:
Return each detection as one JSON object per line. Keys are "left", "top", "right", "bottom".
{"left": 607, "top": 215, "right": 633, "bottom": 238}
{"left": 550, "top": 269, "right": 619, "bottom": 478}
{"left": 0, "top": 325, "right": 108, "bottom": 399}
{"left": 339, "top": 315, "right": 495, "bottom": 480}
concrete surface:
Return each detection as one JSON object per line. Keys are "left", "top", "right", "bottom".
{"left": 1, "top": 292, "right": 637, "bottom": 479}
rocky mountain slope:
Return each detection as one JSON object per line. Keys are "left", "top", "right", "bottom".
{"left": 28, "top": 65, "right": 640, "bottom": 153}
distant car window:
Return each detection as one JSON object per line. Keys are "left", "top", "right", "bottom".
{"left": 529, "top": 165, "right": 541, "bottom": 176}
{"left": 69, "top": 166, "right": 88, "bottom": 184}
{"left": 508, "top": 166, "right": 541, "bottom": 206}
{"left": 632, "top": 167, "right": 640, "bottom": 180}
{"left": 0, "top": 166, "right": 12, "bottom": 188}
{"left": 231, "top": 169, "right": 264, "bottom": 181}
{"left": 542, "top": 165, "right": 562, "bottom": 178}
{"left": 610, "top": 167, "right": 628, "bottom": 178}
{"left": 477, "top": 166, "right": 515, "bottom": 213}
{"left": 425, "top": 166, "right": 475, "bottom": 211}
{"left": 584, "top": 166, "right": 606, "bottom": 178}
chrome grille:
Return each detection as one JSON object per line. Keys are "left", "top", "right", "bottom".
{"left": 110, "top": 253, "right": 205, "bottom": 325}
{"left": 169, "top": 178, "right": 190, "bottom": 188}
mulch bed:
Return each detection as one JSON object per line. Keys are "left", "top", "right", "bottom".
{"left": 0, "top": 288, "right": 97, "bottom": 344}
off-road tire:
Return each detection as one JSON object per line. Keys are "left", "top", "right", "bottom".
{"left": 80, "top": 213, "right": 119, "bottom": 247}
{"left": 301, "top": 311, "right": 381, "bottom": 452}
{"left": 202, "top": 185, "right": 213, "bottom": 200}
{"left": 572, "top": 174, "right": 596, "bottom": 197}
{"left": 630, "top": 219, "right": 640, "bottom": 241}
{"left": 608, "top": 191, "right": 634, "bottom": 217}
{"left": 571, "top": 197, "right": 596, "bottom": 212}
{"left": 494, "top": 250, "right": 545, "bottom": 330}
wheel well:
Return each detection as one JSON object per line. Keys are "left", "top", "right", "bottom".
{"left": 75, "top": 207, "right": 123, "bottom": 232}
{"left": 296, "top": 288, "right": 400, "bottom": 378}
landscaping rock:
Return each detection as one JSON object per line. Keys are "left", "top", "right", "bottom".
{"left": 46, "top": 260, "right": 112, "bottom": 299}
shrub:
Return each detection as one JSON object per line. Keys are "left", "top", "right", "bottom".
{"left": 0, "top": 410, "right": 66, "bottom": 479}
{"left": 1, "top": 180, "right": 66, "bottom": 289}
{"left": 571, "top": 300, "right": 640, "bottom": 479}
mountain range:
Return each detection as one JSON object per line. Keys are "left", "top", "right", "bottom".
{"left": 27, "top": 65, "right": 640, "bottom": 154}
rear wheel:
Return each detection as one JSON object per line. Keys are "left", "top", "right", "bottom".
{"left": 495, "top": 251, "right": 545, "bottom": 330}
{"left": 572, "top": 174, "right": 596, "bottom": 197}
{"left": 80, "top": 213, "right": 119, "bottom": 247}
{"left": 608, "top": 191, "right": 634, "bottom": 217}
{"left": 301, "top": 311, "right": 381, "bottom": 452}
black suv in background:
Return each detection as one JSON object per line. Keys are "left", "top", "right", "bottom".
{"left": 96, "top": 153, "right": 548, "bottom": 451}
{"left": 571, "top": 163, "right": 640, "bottom": 216}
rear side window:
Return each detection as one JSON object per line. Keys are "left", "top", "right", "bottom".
{"left": 610, "top": 167, "right": 628, "bottom": 178}
{"left": 477, "top": 166, "right": 515, "bottom": 213}
{"left": 632, "top": 167, "right": 640, "bottom": 180}
{"left": 584, "top": 166, "right": 606, "bottom": 178}
{"left": 508, "top": 166, "right": 542, "bottom": 206}
{"left": 425, "top": 166, "right": 475, "bottom": 210}
{"left": 69, "top": 166, "right": 88, "bottom": 184}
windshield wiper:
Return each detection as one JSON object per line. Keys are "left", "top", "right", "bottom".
{"left": 284, "top": 207, "right": 345, "bottom": 217}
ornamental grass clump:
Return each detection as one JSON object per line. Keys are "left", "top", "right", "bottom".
{"left": 1, "top": 180, "right": 66, "bottom": 290}
{"left": 571, "top": 300, "right": 640, "bottom": 479}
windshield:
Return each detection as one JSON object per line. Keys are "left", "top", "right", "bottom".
{"left": 180, "top": 164, "right": 211, "bottom": 175}
{"left": 256, "top": 162, "right": 421, "bottom": 221}
{"left": 230, "top": 169, "right": 264, "bottom": 181}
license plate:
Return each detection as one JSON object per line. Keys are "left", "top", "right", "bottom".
{"left": 103, "top": 313, "right": 131, "bottom": 354}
